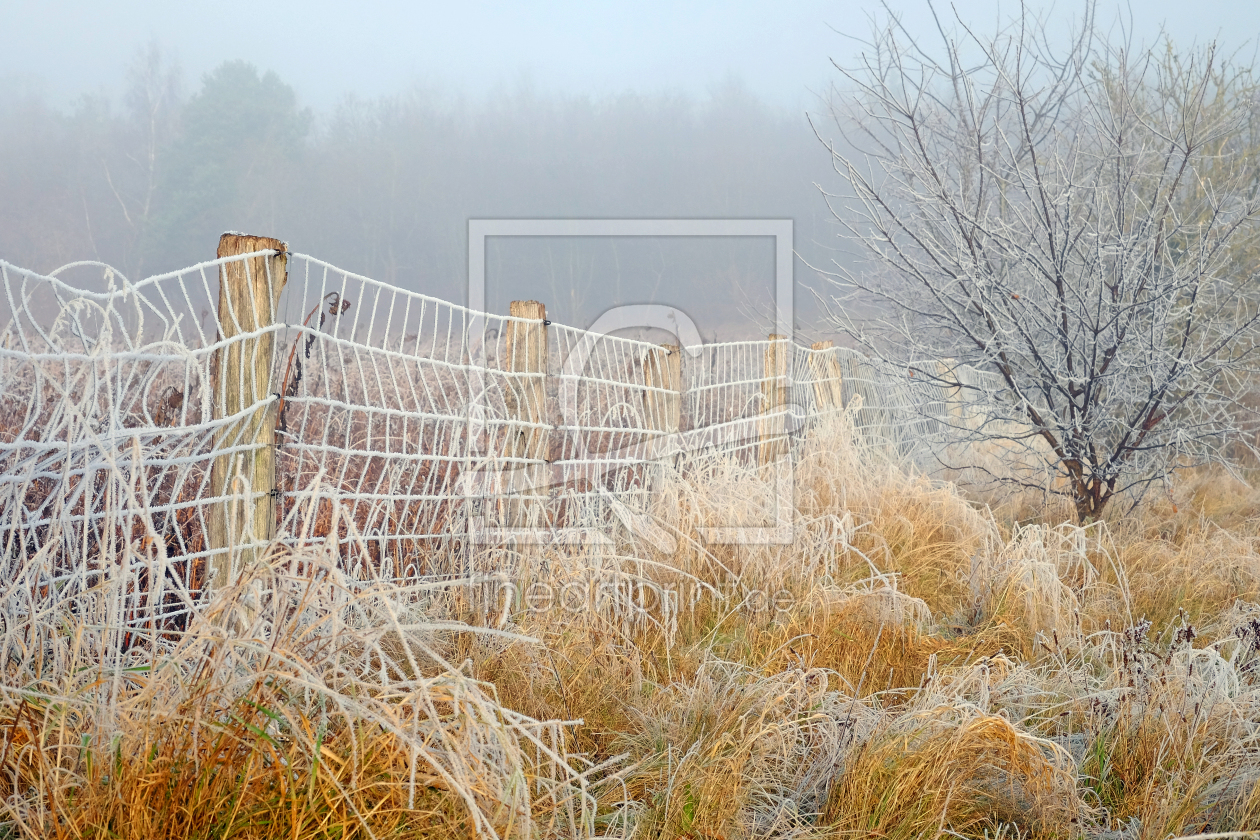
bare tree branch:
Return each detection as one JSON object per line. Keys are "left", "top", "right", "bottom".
{"left": 817, "top": 0, "right": 1260, "bottom": 522}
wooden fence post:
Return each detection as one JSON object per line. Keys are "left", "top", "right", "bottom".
{"left": 643, "top": 342, "right": 681, "bottom": 445}
{"left": 643, "top": 343, "right": 682, "bottom": 486}
{"left": 207, "top": 233, "right": 287, "bottom": 590}
{"left": 759, "top": 334, "right": 789, "bottom": 467}
{"left": 504, "top": 300, "right": 548, "bottom": 530}
{"left": 809, "top": 340, "right": 845, "bottom": 413}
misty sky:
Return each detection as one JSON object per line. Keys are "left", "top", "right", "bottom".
{"left": 6, "top": 0, "right": 1257, "bottom": 110}
{"left": 3, "top": 0, "right": 1259, "bottom": 338}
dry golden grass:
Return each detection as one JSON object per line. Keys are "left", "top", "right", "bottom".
{"left": 5, "top": 408, "right": 1260, "bottom": 838}
{"left": 0, "top": 494, "right": 611, "bottom": 839}
{"left": 461, "top": 412, "right": 1260, "bottom": 839}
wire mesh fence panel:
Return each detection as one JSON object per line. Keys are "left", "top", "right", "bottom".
{"left": 681, "top": 340, "right": 771, "bottom": 463}
{"left": 273, "top": 255, "right": 490, "bottom": 578}
{"left": 0, "top": 252, "right": 284, "bottom": 638}
{"left": 830, "top": 347, "right": 953, "bottom": 467}
{"left": 0, "top": 249, "right": 1037, "bottom": 624}
{"left": 549, "top": 323, "right": 670, "bottom": 532}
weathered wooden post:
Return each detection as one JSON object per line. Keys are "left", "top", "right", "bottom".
{"left": 759, "top": 334, "right": 789, "bottom": 467}
{"left": 809, "top": 340, "right": 845, "bottom": 413}
{"left": 207, "top": 233, "right": 287, "bottom": 589}
{"left": 643, "top": 342, "right": 681, "bottom": 447}
{"left": 504, "top": 300, "right": 548, "bottom": 530}
{"left": 642, "top": 342, "right": 682, "bottom": 487}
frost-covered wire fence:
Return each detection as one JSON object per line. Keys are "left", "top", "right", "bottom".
{"left": 0, "top": 238, "right": 1020, "bottom": 621}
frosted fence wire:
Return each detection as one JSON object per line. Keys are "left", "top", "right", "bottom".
{"left": 684, "top": 341, "right": 768, "bottom": 460}
{"left": 277, "top": 259, "right": 709, "bottom": 558}
{"left": 273, "top": 255, "right": 483, "bottom": 577}
{"left": 0, "top": 253, "right": 280, "bottom": 634}
{"left": 829, "top": 348, "right": 953, "bottom": 466}
{"left": 0, "top": 250, "right": 992, "bottom": 622}
{"left": 549, "top": 323, "right": 670, "bottom": 527}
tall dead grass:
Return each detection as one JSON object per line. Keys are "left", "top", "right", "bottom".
{"left": 0, "top": 484, "right": 617, "bottom": 839}
{"left": 467, "top": 410, "right": 1260, "bottom": 839}
{"left": 5, "top": 405, "right": 1260, "bottom": 837}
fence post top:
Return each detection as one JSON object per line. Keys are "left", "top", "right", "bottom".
{"left": 217, "top": 233, "right": 288, "bottom": 257}
{"left": 509, "top": 300, "right": 546, "bottom": 320}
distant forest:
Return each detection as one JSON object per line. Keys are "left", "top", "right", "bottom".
{"left": 0, "top": 46, "right": 845, "bottom": 336}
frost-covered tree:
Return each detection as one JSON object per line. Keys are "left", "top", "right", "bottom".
{"left": 152, "top": 61, "right": 310, "bottom": 268}
{"left": 814, "top": 2, "right": 1260, "bottom": 522}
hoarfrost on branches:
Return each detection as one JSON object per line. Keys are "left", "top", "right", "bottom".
{"left": 814, "top": 0, "right": 1260, "bottom": 521}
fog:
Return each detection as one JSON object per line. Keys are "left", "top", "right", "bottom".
{"left": 1, "top": 0, "right": 1255, "bottom": 337}
{"left": 0, "top": 65, "right": 831, "bottom": 337}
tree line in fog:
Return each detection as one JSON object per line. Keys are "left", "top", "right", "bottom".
{"left": 0, "top": 45, "right": 841, "bottom": 332}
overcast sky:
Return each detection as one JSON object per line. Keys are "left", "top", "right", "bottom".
{"left": 5, "top": 0, "right": 1257, "bottom": 111}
